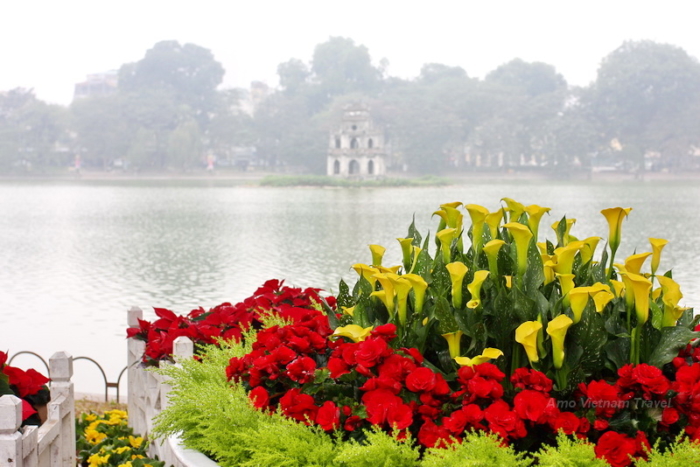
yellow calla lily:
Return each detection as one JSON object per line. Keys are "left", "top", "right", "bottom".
{"left": 610, "top": 279, "right": 625, "bottom": 298}
{"left": 551, "top": 218, "right": 577, "bottom": 246}
{"left": 484, "top": 239, "right": 506, "bottom": 279}
{"left": 504, "top": 275, "right": 513, "bottom": 289}
{"left": 369, "top": 244, "right": 386, "bottom": 267}
{"left": 391, "top": 276, "right": 413, "bottom": 325}
{"left": 569, "top": 287, "right": 592, "bottom": 323}
{"left": 515, "top": 321, "right": 542, "bottom": 365}
{"left": 442, "top": 331, "right": 464, "bottom": 358}
{"left": 333, "top": 324, "right": 373, "bottom": 343}
{"left": 372, "top": 273, "right": 397, "bottom": 312}
{"left": 485, "top": 210, "right": 504, "bottom": 240}
{"left": 543, "top": 260, "right": 557, "bottom": 285}
{"left": 455, "top": 348, "right": 504, "bottom": 367}
{"left": 580, "top": 237, "right": 602, "bottom": 265}
{"left": 433, "top": 209, "right": 449, "bottom": 232}
{"left": 624, "top": 252, "right": 652, "bottom": 275}
{"left": 650, "top": 238, "right": 669, "bottom": 276}
{"left": 556, "top": 273, "right": 576, "bottom": 307}
{"left": 341, "top": 306, "right": 355, "bottom": 316}
{"left": 525, "top": 204, "right": 551, "bottom": 241}
{"left": 352, "top": 263, "right": 380, "bottom": 287}
{"left": 620, "top": 272, "right": 652, "bottom": 326}
{"left": 592, "top": 291, "right": 615, "bottom": 313}
{"left": 547, "top": 314, "right": 573, "bottom": 369}
{"left": 408, "top": 246, "right": 422, "bottom": 274}
{"left": 436, "top": 228, "right": 457, "bottom": 263}
{"left": 503, "top": 222, "right": 533, "bottom": 280}
{"left": 377, "top": 265, "right": 402, "bottom": 274}
{"left": 441, "top": 201, "right": 464, "bottom": 209}
{"left": 446, "top": 262, "right": 469, "bottom": 308}
{"left": 465, "top": 204, "right": 489, "bottom": 256}
{"left": 397, "top": 238, "right": 415, "bottom": 268}
{"left": 657, "top": 275, "right": 684, "bottom": 326}
{"left": 601, "top": 207, "right": 632, "bottom": 258}
{"left": 441, "top": 205, "right": 463, "bottom": 230}
{"left": 403, "top": 273, "right": 428, "bottom": 316}
{"left": 553, "top": 241, "right": 584, "bottom": 275}
{"left": 502, "top": 197, "right": 525, "bottom": 223}
{"left": 467, "top": 270, "right": 490, "bottom": 309}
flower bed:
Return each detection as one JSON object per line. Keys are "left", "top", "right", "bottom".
{"left": 0, "top": 350, "right": 50, "bottom": 425}
{"left": 131, "top": 199, "right": 700, "bottom": 466}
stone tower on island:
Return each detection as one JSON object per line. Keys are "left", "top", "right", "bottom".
{"left": 327, "top": 104, "right": 387, "bottom": 178}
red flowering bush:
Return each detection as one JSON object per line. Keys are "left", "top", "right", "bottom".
{"left": 127, "top": 279, "right": 335, "bottom": 365}
{"left": 0, "top": 350, "right": 50, "bottom": 425}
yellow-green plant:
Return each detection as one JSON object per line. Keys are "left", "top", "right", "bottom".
{"left": 335, "top": 199, "right": 698, "bottom": 395}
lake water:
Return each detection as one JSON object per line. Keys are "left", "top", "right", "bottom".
{"left": 1, "top": 179, "right": 699, "bottom": 396}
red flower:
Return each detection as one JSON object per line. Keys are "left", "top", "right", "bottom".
{"left": 617, "top": 364, "right": 670, "bottom": 399}
{"left": 442, "top": 404, "right": 485, "bottom": 435}
{"left": 484, "top": 400, "right": 526, "bottom": 440}
{"left": 406, "top": 367, "right": 439, "bottom": 393}
{"left": 354, "top": 338, "right": 391, "bottom": 368}
{"left": 316, "top": 401, "right": 341, "bottom": 431}
{"left": 594, "top": 431, "right": 650, "bottom": 467}
{"left": 279, "top": 388, "right": 318, "bottom": 425}
{"left": 510, "top": 368, "right": 553, "bottom": 394}
{"left": 371, "top": 323, "right": 398, "bottom": 342}
{"left": 21, "top": 399, "right": 37, "bottom": 421}
{"left": 0, "top": 350, "right": 7, "bottom": 366}
{"left": 362, "top": 389, "right": 403, "bottom": 426}
{"left": 513, "top": 390, "right": 549, "bottom": 422}
{"left": 249, "top": 386, "right": 270, "bottom": 409}
{"left": 581, "top": 380, "right": 624, "bottom": 418}
{"left": 327, "top": 357, "right": 350, "bottom": 378}
{"left": 661, "top": 407, "right": 680, "bottom": 426}
{"left": 386, "top": 403, "right": 414, "bottom": 430}
{"left": 550, "top": 412, "right": 580, "bottom": 435}
{"left": 2, "top": 366, "right": 50, "bottom": 398}
{"left": 286, "top": 356, "right": 317, "bottom": 384}
{"left": 417, "top": 419, "right": 453, "bottom": 448}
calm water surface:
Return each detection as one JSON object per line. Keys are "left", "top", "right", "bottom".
{"left": 1, "top": 179, "right": 699, "bottom": 394}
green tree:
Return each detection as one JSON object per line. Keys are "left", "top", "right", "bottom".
{"left": 591, "top": 40, "right": 700, "bottom": 170}
{"left": 71, "top": 94, "right": 131, "bottom": 169}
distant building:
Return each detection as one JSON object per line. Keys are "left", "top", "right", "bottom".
{"left": 327, "top": 104, "right": 387, "bottom": 178}
{"left": 73, "top": 71, "right": 118, "bottom": 100}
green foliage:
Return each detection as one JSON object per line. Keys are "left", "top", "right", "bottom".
{"left": 532, "top": 433, "right": 607, "bottom": 467}
{"left": 421, "top": 431, "right": 530, "bottom": 467}
{"left": 636, "top": 436, "right": 700, "bottom": 466}
{"left": 334, "top": 428, "right": 421, "bottom": 467}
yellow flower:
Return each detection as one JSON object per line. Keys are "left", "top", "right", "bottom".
{"left": 504, "top": 275, "right": 513, "bottom": 289}
{"left": 601, "top": 207, "right": 632, "bottom": 256}
{"left": 465, "top": 204, "right": 489, "bottom": 255}
{"left": 624, "top": 252, "right": 652, "bottom": 275}
{"left": 657, "top": 275, "right": 685, "bottom": 326}
{"left": 118, "top": 462, "right": 133, "bottom": 467}
{"left": 502, "top": 197, "right": 525, "bottom": 223}
{"left": 650, "top": 238, "right": 669, "bottom": 276}
{"left": 569, "top": 287, "right": 592, "bottom": 324}
{"left": 403, "top": 273, "right": 428, "bottom": 315}
{"left": 551, "top": 218, "right": 577, "bottom": 246}
{"left": 88, "top": 453, "right": 111, "bottom": 467}
{"left": 442, "top": 331, "right": 464, "bottom": 358}
{"left": 369, "top": 244, "right": 386, "bottom": 267}
{"left": 436, "top": 228, "right": 457, "bottom": 263}
{"left": 455, "top": 348, "right": 503, "bottom": 367}
{"left": 621, "top": 272, "right": 652, "bottom": 326}
{"left": 525, "top": 204, "right": 551, "bottom": 241}
{"left": 467, "top": 270, "right": 490, "bottom": 309}
{"left": 503, "top": 222, "right": 533, "bottom": 279}
{"left": 543, "top": 260, "right": 557, "bottom": 285}
{"left": 446, "top": 262, "right": 469, "bottom": 308}
{"left": 580, "top": 237, "right": 602, "bottom": 265}
{"left": 333, "top": 324, "right": 374, "bottom": 343}
{"left": 484, "top": 239, "right": 505, "bottom": 278}
{"left": 547, "top": 314, "right": 573, "bottom": 369}
{"left": 373, "top": 273, "right": 397, "bottom": 312}
{"left": 341, "top": 306, "right": 355, "bottom": 316}
{"left": 556, "top": 273, "right": 576, "bottom": 307}
{"left": 352, "top": 263, "right": 379, "bottom": 287}
{"left": 515, "top": 321, "right": 542, "bottom": 364}
{"left": 485, "top": 210, "right": 504, "bottom": 240}
{"left": 610, "top": 279, "right": 625, "bottom": 298}
{"left": 128, "top": 435, "right": 143, "bottom": 448}
{"left": 553, "top": 241, "right": 583, "bottom": 276}
{"left": 115, "top": 446, "right": 132, "bottom": 454}
{"left": 592, "top": 291, "right": 615, "bottom": 313}
{"left": 85, "top": 427, "right": 107, "bottom": 445}
{"left": 392, "top": 276, "right": 413, "bottom": 324}
{"left": 397, "top": 238, "right": 414, "bottom": 267}
{"left": 85, "top": 413, "right": 97, "bottom": 422}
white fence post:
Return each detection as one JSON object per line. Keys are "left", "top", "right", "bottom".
{"left": 0, "top": 395, "right": 23, "bottom": 466}
{"left": 49, "top": 351, "right": 75, "bottom": 466}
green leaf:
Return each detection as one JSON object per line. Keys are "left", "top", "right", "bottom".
{"left": 647, "top": 327, "right": 700, "bottom": 368}
{"left": 407, "top": 214, "right": 422, "bottom": 247}
{"left": 336, "top": 279, "right": 352, "bottom": 309}
{"left": 569, "top": 307, "right": 608, "bottom": 372}
{"left": 523, "top": 241, "right": 545, "bottom": 294}
{"left": 434, "top": 296, "right": 459, "bottom": 334}
{"left": 604, "top": 338, "right": 631, "bottom": 371}
{"left": 650, "top": 301, "right": 663, "bottom": 330}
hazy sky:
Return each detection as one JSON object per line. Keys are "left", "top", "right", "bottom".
{"left": 2, "top": 1, "right": 698, "bottom": 106}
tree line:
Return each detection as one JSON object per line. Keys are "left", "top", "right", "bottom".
{"left": 1, "top": 38, "right": 699, "bottom": 175}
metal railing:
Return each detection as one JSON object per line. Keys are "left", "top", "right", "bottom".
{"left": 8, "top": 351, "right": 128, "bottom": 403}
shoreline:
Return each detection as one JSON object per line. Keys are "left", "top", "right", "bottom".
{"left": 1, "top": 168, "right": 699, "bottom": 184}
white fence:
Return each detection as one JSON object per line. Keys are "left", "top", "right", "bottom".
{"left": 0, "top": 352, "right": 75, "bottom": 467}
{"left": 127, "top": 306, "right": 218, "bottom": 467}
